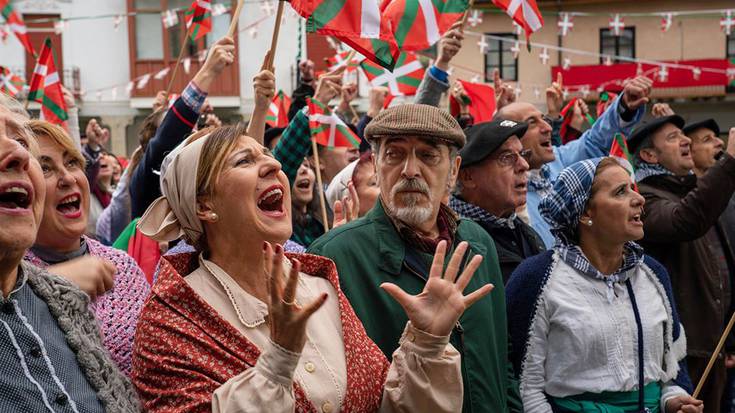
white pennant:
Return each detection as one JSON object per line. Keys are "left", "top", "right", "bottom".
{"left": 137, "top": 74, "right": 151, "bottom": 89}
{"left": 154, "top": 67, "right": 170, "bottom": 80}
{"left": 183, "top": 57, "right": 191, "bottom": 74}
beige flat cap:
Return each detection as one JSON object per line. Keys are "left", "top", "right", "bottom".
{"left": 365, "top": 104, "right": 465, "bottom": 148}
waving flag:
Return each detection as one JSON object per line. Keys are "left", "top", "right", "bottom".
{"left": 382, "top": 0, "right": 468, "bottom": 51}
{"left": 290, "top": 0, "right": 399, "bottom": 70}
{"left": 491, "top": 0, "right": 544, "bottom": 43}
{"left": 449, "top": 80, "right": 496, "bottom": 123}
{"left": 0, "top": 66, "right": 24, "bottom": 97}
{"left": 27, "top": 38, "right": 68, "bottom": 125}
{"left": 360, "top": 52, "right": 424, "bottom": 96}
{"left": 185, "top": 0, "right": 212, "bottom": 41}
{"left": 610, "top": 133, "right": 637, "bottom": 189}
{"left": 307, "top": 98, "right": 360, "bottom": 148}
{"left": 326, "top": 50, "right": 360, "bottom": 72}
{"left": 266, "top": 90, "right": 292, "bottom": 128}
{"left": 0, "top": 0, "right": 34, "bottom": 55}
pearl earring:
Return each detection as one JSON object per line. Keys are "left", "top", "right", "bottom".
{"left": 586, "top": 220, "right": 593, "bottom": 226}
{"left": 210, "top": 212, "right": 219, "bottom": 222}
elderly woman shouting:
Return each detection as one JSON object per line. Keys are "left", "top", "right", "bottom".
{"left": 23, "top": 120, "right": 150, "bottom": 376}
{"left": 132, "top": 122, "right": 492, "bottom": 412}
{"left": 506, "top": 157, "right": 702, "bottom": 413}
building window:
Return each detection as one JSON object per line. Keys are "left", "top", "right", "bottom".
{"left": 728, "top": 35, "right": 735, "bottom": 59}
{"left": 131, "top": 0, "right": 230, "bottom": 61}
{"left": 599, "top": 27, "right": 635, "bottom": 63}
{"left": 484, "top": 33, "right": 517, "bottom": 82}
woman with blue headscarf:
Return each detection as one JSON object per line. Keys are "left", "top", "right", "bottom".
{"left": 506, "top": 157, "right": 703, "bottom": 413}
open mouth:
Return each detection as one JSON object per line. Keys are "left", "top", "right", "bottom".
{"left": 630, "top": 212, "right": 643, "bottom": 225}
{"left": 56, "top": 193, "right": 82, "bottom": 218}
{"left": 295, "top": 178, "right": 312, "bottom": 190}
{"left": 515, "top": 181, "right": 528, "bottom": 190}
{"left": 257, "top": 185, "right": 285, "bottom": 217}
{"left": 0, "top": 183, "right": 32, "bottom": 212}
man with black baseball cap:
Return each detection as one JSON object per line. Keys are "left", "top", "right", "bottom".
{"left": 449, "top": 119, "right": 546, "bottom": 282}
{"left": 629, "top": 113, "right": 735, "bottom": 413}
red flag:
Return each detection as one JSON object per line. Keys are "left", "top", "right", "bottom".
{"left": 27, "top": 38, "right": 68, "bottom": 126}
{"left": 449, "top": 80, "right": 496, "bottom": 123}
{"left": 290, "top": 0, "right": 399, "bottom": 70}
{"left": 360, "top": 52, "right": 425, "bottom": 96}
{"left": 381, "top": 0, "right": 468, "bottom": 51}
{"left": 609, "top": 133, "right": 637, "bottom": 190}
{"left": 491, "top": 0, "right": 544, "bottom": 43}
{"left": 0, "top": 65, "right": 25, "bottom": 97}
{"left": 307, "top": 98, "right": 360, "bottom": 148}
{"left": 0, "top": 0, "right": 35, "bottom": 55}
{"left": 185, "top": 0, "right": 212, "bottom": 41}
{"left": 266, "top": 90, "right": 292, "bottom": 128}
{"left": 559, "top": 97, "right": 577, "bottom": 144}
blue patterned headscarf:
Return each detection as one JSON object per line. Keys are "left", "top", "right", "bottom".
{"left": 539, "top": 157, "right": 645, "bottom": 302}
{"left": 539, "top": 158, "right": 603, "bottom": 244}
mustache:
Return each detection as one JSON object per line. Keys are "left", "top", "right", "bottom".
{"left": 391, "top": 178, "right": 430, "bottom": 197}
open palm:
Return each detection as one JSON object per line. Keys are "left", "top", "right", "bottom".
{"left": 381, "top": 241, "right": 493, "bottom": 337}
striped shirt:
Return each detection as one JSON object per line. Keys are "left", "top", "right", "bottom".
{"left": 0, "top": 268, "right": 104, "bottom": 412}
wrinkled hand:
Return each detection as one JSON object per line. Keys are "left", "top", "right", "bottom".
{"left": 252, "top": 56, "right": 276, "bottom": 110}
{"left": 381, "top": 241, "right": 493, "bottom": 336}
{"left": 332, "top": 181, "right": 360, "bottom": 228}
{"left": 494, "top": 69, "right": 516, "bottom": 110}
{"left": 570, "top": 100, "right": 586, "bottom": 131}
{"left": 85, "top": 118, "right": 108, "bottom": 149}
{"left": 621, "top": 76, "right": 653, "bottom": 111}
{"left": 651, "top": 102, "right": 675, "bottom": 118}
{"left": 451, "top": 80, "right": 470, "bottom": 115}
{"left": 314, "top": 66, "right": 345, "bottom": 106}
{"left": 264, "top": 243, "right": 327, "bottom": 353}
{"left": 546, "top": 72, "right": 564, "bottom": 118}
{"left": 665, "top": 395, "right": 703, "bottom": 413}
{"left": 299, "top": 59, "right": 316, "bottom": 88}
{"left": 436, "top": 21, "right": 464, "bottom": 72}
{"left": 193, "top": 36, "right": 235, "bottom": 92}
{"left": 367, "top": 86, "right": 389, "bottom": 117}
{"left": 48, "top": 256, "right": 116, "bottom": 300}
{"left": 61, "top": 86, "right": 76, "bottom": 109}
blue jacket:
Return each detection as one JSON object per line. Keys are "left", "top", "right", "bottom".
{"left": 529, "top": 94, "right": 644, "bottom": 247}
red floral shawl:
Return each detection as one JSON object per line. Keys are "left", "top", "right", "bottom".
{"left": 131, "top": 252, "right": 390, "bottom": 412}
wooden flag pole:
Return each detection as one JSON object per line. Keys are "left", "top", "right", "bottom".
{"left": 693, "top": 310, "right": 735, "bottom": 398}
{"left": 164, "top": 30, "right": 190, "bottom": 98}
{"left": 227, "top": 0, "right": 245, "bottom": 38}
{"left": 265, "top": 0, "right": 286, "bottom": 70}
{"left": 311, "top": 139, "right": 330, "bottom": 233}
{"left": 460, "top": 0, "right": 475, "bottom": 27}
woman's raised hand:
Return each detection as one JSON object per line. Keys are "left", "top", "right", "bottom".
{"left": 380, "top": 241, "right": 493, "bottom": 337}
{"left": 263, "top": 242, "right": 327, "bottom": 353}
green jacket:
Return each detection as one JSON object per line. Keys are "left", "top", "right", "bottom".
{"left": 308, "top": 200, "right": 522, "bottom": 413}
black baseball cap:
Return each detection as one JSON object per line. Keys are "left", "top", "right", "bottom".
{"left": 459, "top": 119, "right": 529, "bottom": 169}
{"left": 683, "top": 118, "right": 720, "bottom": 137}
{"left": 627, "top": 115, "right": 685, "bottom": 154}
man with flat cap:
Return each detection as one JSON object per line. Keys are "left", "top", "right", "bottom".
{"left": 629, "top": 114, "right": 735, "bottom": 412}
{"left": 449, "top": 119, "right": 545, "bottom": 283}
{"left": 309, "top": 104, "right": 522, "bottom": 413}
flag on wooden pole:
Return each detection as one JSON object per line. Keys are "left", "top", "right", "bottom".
{"left": 185, "top": 0, "right": 212, "bottom": 41}
{"left": 307, "top": 98, "right": 360, "bottom": 148}
{"left": 0, "top": 66, "right": 24, "bottom": 97}
{"left": 266, "top": 90, "right": 292, "bottom": 128}
{"left": 27, "top": 38, "right": 68, "bottom": 125}
{"left": 0, "top": 0, "right": 34, "bottom": 55}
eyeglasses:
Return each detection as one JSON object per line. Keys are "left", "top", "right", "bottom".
{"left": 494, "top": 149, "right": 533, "bottom": 168}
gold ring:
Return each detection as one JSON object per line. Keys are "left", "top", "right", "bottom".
{"left": 281, "top": 298, "right": 296, "bottom": 306}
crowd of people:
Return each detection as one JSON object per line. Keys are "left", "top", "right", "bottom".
{"left": 2, "top": 24, "right": 735, "bottom": 413}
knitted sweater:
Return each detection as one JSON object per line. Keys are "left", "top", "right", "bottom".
{"left": 24, "top": 236, "right": 151, "bottom": 376}
{"left": 21, "top": 261, "right": 141, "bottom": 412}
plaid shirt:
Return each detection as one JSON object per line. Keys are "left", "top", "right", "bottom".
{"left": 449, "top": 196, "right": 517, "bottom": 229}
{"left": 273, "top": 109, "right": 311, "bottom": 186}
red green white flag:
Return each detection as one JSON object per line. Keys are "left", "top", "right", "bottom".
{"left": 266, "top": 90, "right": 292, "bottom": 128}
{"left": 0, "top": 0, "right": 35, "bottom": 55}
{"left": 27, "top": 38, "right": 68, "bottom": 125}
{"left": 491, "top": 0, "right": 544, "bottom": 44}
{"left": 381, "top": 0, "right": 469, "bottom": 51}
{"left": 307, "top": 97, "right": 360, "bottom": 148}
{"left": 290, "top": 0, "right": 400, "bottom": 70}
{"left": 360, "top": 52, "right": 424, "bottom": 96}
{"left": 326, "top": 50, "right": 360, "bottom": 72}
{"left": 610, "top": 133, "right": 637, "bottom": 187}
{"left": 0, "top": 66, "right": 25, "bottom": 97}
{"left": 185, "top": 0, "right": 212, "bottom": 41}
